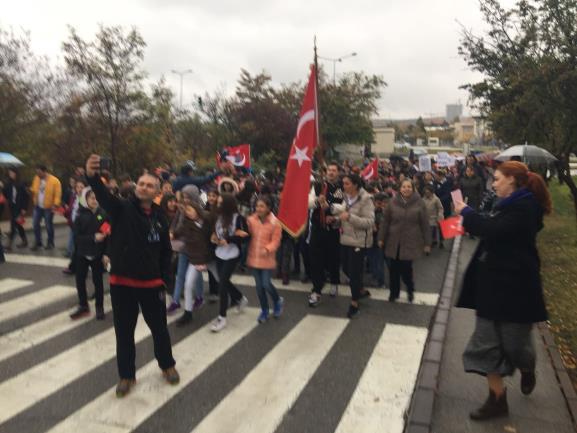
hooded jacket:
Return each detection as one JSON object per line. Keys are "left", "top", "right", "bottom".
{"left": 73, "top": 186, "right": 109, "bottom": 258}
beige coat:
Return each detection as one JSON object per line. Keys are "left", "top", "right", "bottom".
{"left": 422, "top": 194, "right": 444, "bottom": 226}
{"left": 378, "top": 193, "right": 431, "bottom": 261}
{"left": 332, "top": 188, "right": 374, "bottom": 248}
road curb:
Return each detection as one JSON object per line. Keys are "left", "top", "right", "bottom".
{"left": 404, "top": 236, "right": 462, "bottom": 433}
{"left": 537, "top": 322, "right": 577, "bottom": 429}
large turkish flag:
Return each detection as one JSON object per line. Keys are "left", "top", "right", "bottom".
{"left": 278, "top": 65, "right": 318, "bottom": 237}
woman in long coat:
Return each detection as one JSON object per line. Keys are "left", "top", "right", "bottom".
{"left": 454, "top": 161, "right": 551, "bottom": 421}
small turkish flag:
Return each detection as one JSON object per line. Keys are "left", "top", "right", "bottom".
{"left": 439, "top": 216, "right": 465, "bottom": 239}
{"left": 361, "top": 158, "right": 379, "bottom": 181}
{"left": 99, "top": 222, "right": 111, "bottom": 235}
{"left": 224, "top": 144, "right": 251, "bottom": 169}
{"left": 278, "top": 65, "right": 318, "bottom": 237}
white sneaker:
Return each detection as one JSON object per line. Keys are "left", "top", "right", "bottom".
{"left": 308, "top": 292, "right": 321, "bottom": 307}
{"left": 236, "top": 296, "right": 249, "bottom": 314}
{"left": 329, "top": 284, "right": 338, "bottom": 297}
{"left": 210, "top": 316, "right": 227, "bottom": 332}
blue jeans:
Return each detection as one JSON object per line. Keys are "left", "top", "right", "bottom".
{"left": 33, "top": 206, "right": 54, "bottom": 246}
{"left": 367, "top": 246, "right": 385, "bottom": 285}
{"left": 173, "top": 252, "right": 204, "bottom": 303}
{"left": 252, "top": 269, "right": 279, "bottom": 312}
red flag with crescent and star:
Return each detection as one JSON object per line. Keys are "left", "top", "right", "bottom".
{"left": 217, "top": 144, "right": 251, "bottom": 169}
{"left": 278, "top": 65, "right": 318, "bottom": 237}
{"left": 439, "top": 215, "right": 465, "bottom": 239}
{"left": 361, "top": 158, "right": 379, "bottom": 181}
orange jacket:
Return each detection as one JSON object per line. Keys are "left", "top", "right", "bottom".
{"left": 246, "top": 213, "right": 282, "bottom": 270}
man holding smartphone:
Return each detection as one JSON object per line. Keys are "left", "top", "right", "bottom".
{"left": 85, "top": 154, "right": 179, "bottom": 398}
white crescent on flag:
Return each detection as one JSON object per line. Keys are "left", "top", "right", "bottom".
{"left": 225, "top": 154, "right": 246, "bottom": 167}
{"left": 363, "top": 166, "right": 374, "bottom": 180}
{"left": 296, "top": 109, "right": 315, "bottom": 139}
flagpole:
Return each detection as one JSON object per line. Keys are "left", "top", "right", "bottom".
{"left": 314, "top": 36, "right": 325, "bottom": 167}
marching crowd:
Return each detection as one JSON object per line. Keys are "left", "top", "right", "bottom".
{"left": 3, "top": 151, "right": 550, "bottom": 413}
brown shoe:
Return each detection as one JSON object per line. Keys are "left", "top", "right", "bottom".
{"left": 115, "top": 379, "right": 136, "bottom": 398}
{"left": 470, "top": 389, "right": 508, "bottom": 420}
{"left": 163, "top": 367, "right": 180, "bottom": 385}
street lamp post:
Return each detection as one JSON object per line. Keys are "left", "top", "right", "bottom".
{"left": 171, "top": 69, "right": 193, "bottom": 109}
{"left": 317, "top": 52, "right": 357, "bottom": 85}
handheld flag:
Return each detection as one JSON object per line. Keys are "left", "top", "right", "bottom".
{"left": 361, "top": 158, "right": 379, "bottom": 181}
{"left": 278, "top": 65, "right": 318, "bottom": 237}
{"left": 439, "top": 215, "right": 465, "bottom": 239}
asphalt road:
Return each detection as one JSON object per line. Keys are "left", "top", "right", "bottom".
{"left": 0, "top": 225, "right": 451, "bottom": 433}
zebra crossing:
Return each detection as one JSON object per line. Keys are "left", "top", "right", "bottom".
{"left": 0, "top": 254, "right": 443, "bottom": 433}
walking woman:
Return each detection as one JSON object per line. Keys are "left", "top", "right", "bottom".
{"left": 454, "top": 161, "right": 551, "bottom": 420}
{"left": 331, "top": 173, "right": 374, "bottom": 318}
{"left": 378, "top": 179, "right": 431, "bottom": 303}
{"left": 3, "top": 168, "right": 29, "bottom": 250}
{"left": 210, "top": 193, "right": 249, "bottom": 332}
{"left": 247, "top": 195, "right": 283, "bottom": 323}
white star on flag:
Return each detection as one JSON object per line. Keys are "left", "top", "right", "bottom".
{"left": 290, "top": 144, "right": 311, "bottom": 168}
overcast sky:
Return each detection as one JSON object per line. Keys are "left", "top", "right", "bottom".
{"left": 2, "top": 0, "right": 514, "bottom": 119}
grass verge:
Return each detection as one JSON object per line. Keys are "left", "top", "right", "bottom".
{"left": 539, "top": 179, "right": 577, "bottom": 391}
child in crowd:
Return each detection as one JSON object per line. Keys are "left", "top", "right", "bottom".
{"left": 247, "top": 195, "right": 284, "bottom": 323}
{"left": 70, "top": 187, "right": 109, "bottom": 320}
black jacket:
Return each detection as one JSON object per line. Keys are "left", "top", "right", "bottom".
{"left": 456, "top": 189, "right": 548, "bottom": 323}
{"left": 86, "top": 175, "right": 172, "bottom": 286}
{"left": 3, "top": 180, "right": 29, "bottom": 213}
{"left": 73, "top": 206, "right": 108, "bottom": 258}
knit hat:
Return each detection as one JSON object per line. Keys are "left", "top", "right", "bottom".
{"left": 181, "top": 184, "right": 201, "bottom": 205}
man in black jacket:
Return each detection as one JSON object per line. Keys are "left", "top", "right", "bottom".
{"left": 85, "top": 154, "right": 179, "bottom": 398}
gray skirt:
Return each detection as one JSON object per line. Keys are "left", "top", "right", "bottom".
{"left": 463, "top": 316, "right": 536, "bottom": 377}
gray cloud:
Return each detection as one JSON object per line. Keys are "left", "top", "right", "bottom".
{"left": 2, "top": 0, "right": 497, "bottom": 118}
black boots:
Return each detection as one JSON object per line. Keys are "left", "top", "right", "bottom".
{"left": 470, "top": 389, "right": 508, "bottom": 420}
{"left": 521, "top": 370, "right": 536, "bottom": 395}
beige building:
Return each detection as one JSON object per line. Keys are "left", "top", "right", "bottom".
{"left": 371, "top": 119, "right": 395, "bottom": 156}
{"left": 454, "top": 118, "right": 476, "bottom": 144}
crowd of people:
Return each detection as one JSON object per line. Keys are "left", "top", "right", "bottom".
{"left": 3, "top": 151, "right": 549, "bottom": 408}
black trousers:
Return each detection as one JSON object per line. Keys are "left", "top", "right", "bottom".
{"left": 9, "top": 212, "right": 27, "bottom": 243}
{"left": 216, "top": 257, "right": 243, "bottom": 317}
{"left": 110, "top": 285, "right": 176, "bottom": 380}
{"left": 310, "top": 228, "right": 341, "bottom": 294}
{"left": 75, "top": 255, "right": 104, "bottom": 308}
{"left": 340, "top": 245, "right": 366, "bottom": 301}
{"left": 389, "top": 258, "right": 415, "bottom": 299}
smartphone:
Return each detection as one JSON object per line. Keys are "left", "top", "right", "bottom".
{"left": 100, "top": 157, "right": 112, "bottom": 171}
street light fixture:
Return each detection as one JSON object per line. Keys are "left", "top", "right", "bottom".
{"left": 171, "top": 69, "right": 193, "bottom": 109}
{"left": 317, "top": 52, "right": 357, "bottom": 85}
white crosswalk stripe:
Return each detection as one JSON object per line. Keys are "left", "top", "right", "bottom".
{"left": 0, "top": 278, "right": 34, "bottom": 295}
{"left": 5, "top": 254, "right": 439, "bottom": 306}
{"left": 0, "top": 312, "right": 180, "bottom": 424}
{"left": 335, "top": 324, "right": 428, "bottom": 433}
{"left": 0, "top": 264, "right": 432, "bottom": 433}
{"left": 0, "top": 299, "right": 112, "bottom": 363}
{"left": 192, "top": 315, "right": 348, "bottom": 433}
{"left": 47, "top": 309, "right": 259, "bottom": 433}
{"left": 0, "top": 284, "right": 75, "bottom": 323}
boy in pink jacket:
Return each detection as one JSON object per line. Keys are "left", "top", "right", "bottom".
{"left": 247, "top": 195, "right": 284, "bottom": 323}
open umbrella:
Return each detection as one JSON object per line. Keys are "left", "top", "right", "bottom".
{"left": 0, "top": 152, "right": 24, "bottom": 167}
{"left": 495, "top": 144, "right": 557, "bottom": 164}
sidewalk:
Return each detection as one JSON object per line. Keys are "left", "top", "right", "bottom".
{"left": 431, "top": 237, "right": 576, "bottom": 433}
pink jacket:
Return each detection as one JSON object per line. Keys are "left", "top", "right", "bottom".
{"left": 247, "top": 213, "right": 282, "bottom": 270}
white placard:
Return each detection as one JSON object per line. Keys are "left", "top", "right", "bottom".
{"left": 419, "top": 155, "right": 432, "bottom": 172}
